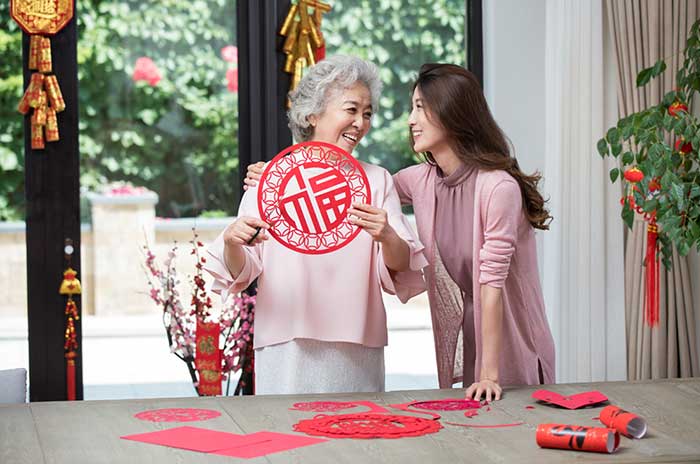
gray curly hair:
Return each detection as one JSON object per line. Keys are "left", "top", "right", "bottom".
{"left": 287, "top": 55, "right": 382, "bottom": 142}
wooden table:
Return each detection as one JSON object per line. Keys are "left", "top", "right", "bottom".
{"left": 2, "top": 378, "right": 700, "bottom": 463}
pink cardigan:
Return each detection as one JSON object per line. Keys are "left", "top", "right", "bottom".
{"left": 394, "top": 163, "right": 555, "bottom": 388}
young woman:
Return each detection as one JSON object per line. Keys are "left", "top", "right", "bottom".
{"left": 245, "top": 63, "right": 556, "bottom": 401}
{"left": 205, "top": 55, "right": 427, "bottom": 395}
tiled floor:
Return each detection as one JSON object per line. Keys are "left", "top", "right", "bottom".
{"left": 1, "top": 294, "right": 439, "bottom": 400}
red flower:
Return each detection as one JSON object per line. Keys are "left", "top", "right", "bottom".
{"left": 226, "top": 68, "right": 238, "bottom": 93}
{"left": 221, "top": 45, "right": 238, "bottom": 63}
{"left": 133, "top": 57, "right": 162, "bottom": 86}
{"left": 675, "top": 138, "right": 693, "bottom": 155}
{"left": 668, "top": 101, "right": 688, "bottom": 117}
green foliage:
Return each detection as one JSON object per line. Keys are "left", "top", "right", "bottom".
{"left": 0, "top": 0, "right": 466, "bottom": 219}
{"left": 0, "top": 2, "right": 24, "bottom": 221}
{"left": 78, "top": 0, "right": 239, "bottom": 217}
{"left": 597, "top": 19, "right": 700, "bottom": 266}
{"left": 323, "top": 0, "right": 466, "bottom": 173}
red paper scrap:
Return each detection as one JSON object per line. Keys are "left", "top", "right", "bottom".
{"left": 213, "top": 431, "right": 326, "bottom": 458}
{"left": 389, "top": 402, "right": 442, "bottom": 420}
{"left": 531, "top": 389, "right": 608, "bottom": 409}
{"left": 120, "top": 426, "right": 268, "bottom": 452}
{"left": 446, "top": 421, "right": 525, "bottom": 428}
{"left": 464, "top": 410, "right": 479, "bottom": 418}
{"left": 133, "top": 408, "right": 221, "bottom": 422}
{"left": 352, "top": 400, "right": 392, "bottom": 414}
{"left": 526, "top": 406, "right": 536, "bottom": 410}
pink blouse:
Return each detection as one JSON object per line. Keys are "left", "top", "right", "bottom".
{"left": 205, "top": 161, "right": 428, "bottom": 349}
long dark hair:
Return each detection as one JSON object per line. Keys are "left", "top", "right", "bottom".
{"left": 411, "top": 63, "right": 552, "bottom": 230}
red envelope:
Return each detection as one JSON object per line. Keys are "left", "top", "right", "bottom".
{"left": 121, "top": 426, "right": 269, "bottom": 452}
{"left": 213, "top": 431, "right": 326, "bottom": 458}
{"left": 531, "top": 389, "right": 608, "bottom": 409}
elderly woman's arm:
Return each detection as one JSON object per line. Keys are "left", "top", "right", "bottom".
{"left": 347, "top": 202, "right": 410, "bottom": 271}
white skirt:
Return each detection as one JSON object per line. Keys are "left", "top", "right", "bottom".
{"left": 254, "top": 338, "right": 385, "bottom": 395}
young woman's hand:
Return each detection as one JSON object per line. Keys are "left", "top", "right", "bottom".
{"left": 347, "top": 202, "right": 397, "bottom": 243}
{"left": 465, "top": 379, "right": 503, "bottom": 402}
{"left": 243, "top": 162, "right": 266, "bottom": 190}
{"left": 223, "top": 216, "right": 270, "bottom": 247}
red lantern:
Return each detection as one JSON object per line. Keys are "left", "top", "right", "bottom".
{"left": 623, "top": 167, "right": 644, "bottom": 183}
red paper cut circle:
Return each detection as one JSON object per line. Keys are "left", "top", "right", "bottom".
{"left": 257, "top": 141, "right": 371, "bottom": 255}
{"left": 410, "top": 399, "right": 481, "bottom": 411}
{"left": 290, "top": 401, "right": 357, "bottom": 412}
{"left": 294, "top": 413, "right": 442, "bottom": 439}
{"left": 134, "top": 408, "right": 221, "bottom": 422}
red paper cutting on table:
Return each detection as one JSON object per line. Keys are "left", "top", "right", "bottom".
{"left": 290, "top": 400, "right": 390, "bottom": 414}
{"left": 389, "top": 402, "right": 442, "bottom": 420}
{"left": 134, "top": 408, "right": 221, "bottom": 422}
{"left": 258, "top": 141, "right": 371, "bottom": 255}
{"left": 291, "top": 401, "right": 357, "bottom": 412}
{"left": 531, "top": 389, "right": 608, "bottom": 409}
{"left": 410, "top": 398, "right": 481, "bottom": 411}
{"left": 294, "top": 413, "right": 442, "bottom": 439}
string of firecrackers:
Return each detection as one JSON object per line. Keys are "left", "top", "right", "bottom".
{"left": 11, "top": 0, "right": 73, "bottom": 150}
{"left": 279, "top": 0, "right": 331, "bottom": 107}
{"left": 618, "top": 100, "right": 693, "bottom": 329}
{"left": 59, "top": 239, "right": 81, "bottom": 401}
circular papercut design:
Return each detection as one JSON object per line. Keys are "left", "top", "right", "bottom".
{"left": 257, "top": 141, "right": 371, "bottom": 254}
{"left": 134, "top": 408, "right": 221, "bottom": 422}
{"left": 290, "top": 401, "right": 357, "bottom": 412}
{"left": 294, "top": 413, "right": 443, "bottom": 439}
{"left": 410, "top": 399, "right": 481, "bottom": 411}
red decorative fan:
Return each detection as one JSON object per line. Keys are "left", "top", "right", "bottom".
{"left": 257, "top": 141, "right": 371, "bottom": 254}
{"left": 294, "top": 413, "right": 442, "bottom": 439}
{"left": 134, "top": 408, "right": 221, "bottom": 422}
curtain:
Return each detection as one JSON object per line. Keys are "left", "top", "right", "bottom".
{"left": 542, "top": 0, "right": 627, "bottom": 383}
{"left": 606, "top": 0, "right": 700, "bottom": 380}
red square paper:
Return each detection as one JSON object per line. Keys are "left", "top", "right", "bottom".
{"left": 213, "top": 431, "right": 326, "bottom": 458}
{"left": 121, "top": 426, "right": 268, "bottom": 452}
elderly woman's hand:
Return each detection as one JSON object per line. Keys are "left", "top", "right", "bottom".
{"left": 223, "top": 216, "right": 270, "bottom": 247}
{"left": 243, "top": 162, "right": 266, "bottom": 190}
{"left": 347, "top": 203, "right": 398, "bottom": 243}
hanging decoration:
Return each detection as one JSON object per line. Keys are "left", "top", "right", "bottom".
{"left": 620, "top": 166, "right": 660, "bottom": 327}
{"left": 279, "top": 0, "right": 331, "bottom": 107}
{"left": 59, "top": 238, "right": 81, "bottom": 401}
{"left": 11, "top": 0, "right": 73, "bottom": 150}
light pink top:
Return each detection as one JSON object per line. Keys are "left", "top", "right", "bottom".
{"left": 394, "top": 163, "right": 556, "bottom": 388}
{"left": 205, "top": 161, "right": 428, "bottom": 349}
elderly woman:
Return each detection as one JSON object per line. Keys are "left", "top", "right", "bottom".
{"left": 204, "top": 55, "right": 427, "bottom": 395}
